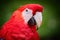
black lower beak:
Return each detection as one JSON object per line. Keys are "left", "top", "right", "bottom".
{"left": 28, "top": 17, "right": 36, "bottom": 26}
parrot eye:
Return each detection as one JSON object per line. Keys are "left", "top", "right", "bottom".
{"left": 22, "top": 8, "right": 33, "bottom": 23}
{"left": 26, "top": 9, "right": 28, "bottom": 12}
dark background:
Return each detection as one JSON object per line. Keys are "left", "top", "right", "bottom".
{"left": 0, "top": 0, "right": 60, "bottom": 40}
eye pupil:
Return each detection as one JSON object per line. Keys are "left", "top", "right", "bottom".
{"left": 26, "top": 10, "right": 28, "bottom": 12}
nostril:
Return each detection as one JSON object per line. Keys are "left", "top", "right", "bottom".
{"left": 26, "top": 10, "right": 28, "bottom": 12}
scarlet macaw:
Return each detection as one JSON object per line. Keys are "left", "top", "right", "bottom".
{"left": 0, "top": 4, "right": 43, "bottom": 40}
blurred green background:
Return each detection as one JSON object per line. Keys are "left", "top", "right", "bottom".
{"left": 0, "top": 0, "right": 60, "bottom": 40}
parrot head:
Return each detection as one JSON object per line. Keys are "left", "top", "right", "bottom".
{"left": 12, "top": 4, "right": 43, "bottom": 28}
{"left": 20, "top": 4, "right": 43, "bottom": 28}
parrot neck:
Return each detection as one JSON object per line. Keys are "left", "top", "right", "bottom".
{"left": 30, "top": 25, "right": 40, "bottom": 40}
{"left": 30, "top": 25, "right": 36, "bottom": 32}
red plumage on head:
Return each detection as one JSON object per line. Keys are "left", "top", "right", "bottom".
{"left": 18, "top": 4, "right": 43, "bottom": 15}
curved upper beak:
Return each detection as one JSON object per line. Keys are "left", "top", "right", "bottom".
{"left": 34, "top": 12, "right": 42, "bottom": 28}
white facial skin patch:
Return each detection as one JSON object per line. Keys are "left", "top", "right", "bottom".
{"left": 34, "top": 12, "right": 42, "bottom": 27}
{"left": 22, "top": 8, "right": 33, "bottom": 23}
{"left": 22, "top": 8, "right": 42, "bottom": 28}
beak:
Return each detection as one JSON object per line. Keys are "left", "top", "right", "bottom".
{"left": 28, "top": 17, "right": 36, "bottom": 26}
{"left": 28, "top": 12, "right": 42, "bottom": 28}
{"left": 33, "top": 12, "right": 42, "bottom": 28}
